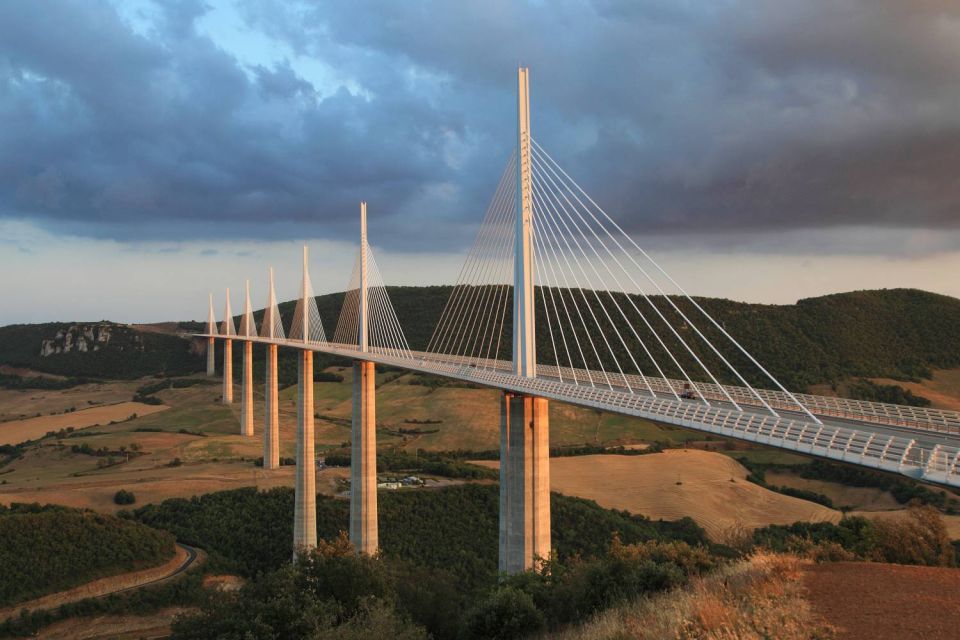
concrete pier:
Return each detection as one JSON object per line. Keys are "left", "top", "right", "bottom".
{"left": 240, "top": 341, "right": 253, "bottom": 436}
{"left": 263, "top": 344, "right": 280, "bottom": 469}
{"left": 350, "top": 360, "right": 378, "bottom": 555}
{"left": 222, "top": 339, "right": 233, "bottom": 404}
{"left": 499, "top": 392, "right": 551, "bottom": 574}
{"left": 206, "top": 337, "right": 215, "bottom": 376}
{"left": 293, "top": 349, "right": 317, "bottom": 555}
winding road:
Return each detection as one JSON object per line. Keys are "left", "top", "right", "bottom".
{"left": 0, "top": 543, "right": 202, "bottom": 620}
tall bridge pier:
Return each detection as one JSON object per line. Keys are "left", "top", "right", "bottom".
{"left": 350, "top": 202, "right": 379, "bottom": 555}
{"left": 239, "top": 281, "right": 254, "bottom": 437}
{"left": 221, "top": 290, "right": 235, "bottom": 404}
{"left": 222, "top": 339, "right": 233, "bottom": 404}
{"left": 263, "top": 268, "right": 281, "bottom": 469}
{"left": 293, "top": 348, "right": 317, "bottom": 554}
{"left": 500, "top": 393, "right": 550, "bottom": 573}
{"left": 206, "top": 338, "right": 215, "bottom": 376}
{"left": 240, "top": 341, "right": 253, "bottom": 434}
{"left": 293, "top": 249, "right": 317, "bottom": 555}
{"left": 264, "top": 344, "right": 279, "bottom": 468}
{"left": 499, "top": 67, "right": 551, "bottom": 574}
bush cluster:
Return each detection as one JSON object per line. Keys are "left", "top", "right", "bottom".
{"left": 753, "top": 505, "right": 956, "bottom": 567}
{"left": 171, "top": 533, "right": 716, "bottom": 640}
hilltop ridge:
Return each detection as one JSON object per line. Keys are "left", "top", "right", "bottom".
{"left": 1, "top": 288, "right": 958, "bottom": 393}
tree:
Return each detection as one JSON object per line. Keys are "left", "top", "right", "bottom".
{"left": 462, "top": 587, "right": 545, "bottom": 640}
{"left": 114, "top": 490, "right": 136, "bottom": 505}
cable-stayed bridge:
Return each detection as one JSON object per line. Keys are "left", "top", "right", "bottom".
{"left": 198, "top": 69, "right": 960, "bottom": 573}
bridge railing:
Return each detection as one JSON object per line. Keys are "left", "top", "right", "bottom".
{"left": 400, "top": 348, "right": 960, "bottom": 435}
{"left": 394, "top": 357, "right": 959, "bottom": 488}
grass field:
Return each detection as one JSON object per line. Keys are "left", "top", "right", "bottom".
{"left": 0, "top": 401, "right": 169, "bottom": 445}
{"left": 474, "top": 450, "right": 960, "bottom": 540}
{"left": 474, "top": 450, "right": 838, "bottom": 539}
{"left": 0, "top": 379, "right": 143, "bottom": 424}
{"left": 765, "top": 470, "right": 902, "bottom": 511}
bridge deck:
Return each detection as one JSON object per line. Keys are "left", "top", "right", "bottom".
{"left": 198, "top": 334, "right": 960, "bottom": 488}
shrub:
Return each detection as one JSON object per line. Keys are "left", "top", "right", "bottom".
{"left": 113, "top": 490, "right": 136, "bottom": 505}
{"left": 871, "top": 505, "right": 956, "bottom": 566}
{"left": 462, "top": 587, "right": 545, "bottom": 640}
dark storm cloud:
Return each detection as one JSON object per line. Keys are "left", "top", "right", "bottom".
{"left": 1, "top": 0, "right": 959, "bottom": 250}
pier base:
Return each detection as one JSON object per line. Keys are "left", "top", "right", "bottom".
{"left": 350, "top": 360, "right": 378, "bottom": 555}
{"left": 293, "top": 350, "right": 317, "bottom": 557}
{"left": 499, "top": 392, "right": 551, "bottom": 574}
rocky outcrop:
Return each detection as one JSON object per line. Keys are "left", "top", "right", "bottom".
{"left": 39, "top": 323, "right": 125, "bottom": 357}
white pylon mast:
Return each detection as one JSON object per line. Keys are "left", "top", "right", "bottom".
{"left": 359, "top": 201, "right": 369, "bottom": 353}
{"left": 242, "top": 279, "right": 253, "bottom": 336}
{"left": 266, "top": 267, "right": 277, "bottom": 339}
{"left": 207, "top": 293, "right": 217, "bottom": 335}
{"left": 301, "top": 246, "right": 309, "bottom": 343}
{"left": 222, "top": 288, "right": 234, "bottom": 336}
{"left": 513, "top": 67, "right": 536, "bottom": 378}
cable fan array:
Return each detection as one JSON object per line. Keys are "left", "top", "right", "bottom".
{"left": 425, "top": 153, "right": 516, "bottom": 366}
{"left": 288, "top": 248, "right": 328, "bottom": 344}
{"left": 332, "top": 245, "right": 412, "bottom": 358}
{"left": 426, "top": 141, "right": 818, "bottom": 423}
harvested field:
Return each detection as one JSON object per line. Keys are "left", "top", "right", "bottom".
{"left": 477, "top": 451, "right": 960, "bottom": 539}
{"left": 765, "top": 471, "right": 902, "bottom": 511}
{"left": 0, "top": 379, "right": 143, "bottom": 424}
{"left": 474, "top": 450, "right": 838, "bottom": 538}
{"left": 30, "top": 607, "right": 190, "bottom": 640}
{"left": 0, "top": 462, "right": 349, "bottom": 512}
{"left": 0, "top": 401, "right": 169, "bottom": 445}
{"left": 802, "top": 562, "right": 960, "bottom": 640}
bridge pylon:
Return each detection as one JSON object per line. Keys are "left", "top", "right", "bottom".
{"left": 221, "top": 289, "right": 235, "bottom": 404}
{"left": 500, "top": 68, "right": 552, "bottom": 574}
{"left": 293, "top": 251, "right": 317, "bottom": 556}
{"left": 239, "top": 280, "right": 254, "bottom": 437}
{"left": 293, "top": 348, "right": 317, "bottom": 556}
{"left": 500, "top": 392, "right": 551, "bottom": 573}
{"left": 351, "top": 201, "right": 379, "bottom": 555}
{"left": 262, "top": 267, "right": 281, "bottom": 470}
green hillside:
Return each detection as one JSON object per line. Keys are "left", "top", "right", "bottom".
{"left": 221, "top": 287, "right": 960, "bottom": 391}
{"left": 0, "top": 504, "right": 175, "bottom": 608}
{"left": 0, "top": 322, "right": 200, "bottom": 380}
{"left": 133, "top": 484, "right": 707, "bottom": 582}
{"left": 2, "top": 288, "right": 959, "bottom": 393}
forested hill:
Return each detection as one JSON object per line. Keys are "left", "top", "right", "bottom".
{"left": 0, "top": 321, "right": 201, "bottom": 380}
{"left": 1, "top": 288, "right": 958, "bottom": 392}
{"left": 288, "top": 286, "right": 959, "bottom": 390}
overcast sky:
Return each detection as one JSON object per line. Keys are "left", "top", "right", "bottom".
{"left": 2, "top": 0, "right": 959, "bottom": 324}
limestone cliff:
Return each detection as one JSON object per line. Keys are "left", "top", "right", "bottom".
{"left": 38, "top": 323, "right": 133, "bottom": 357}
